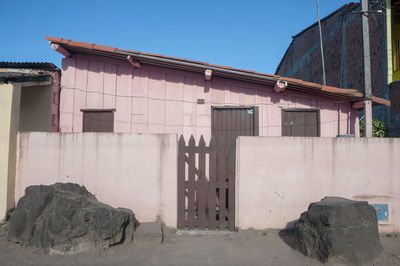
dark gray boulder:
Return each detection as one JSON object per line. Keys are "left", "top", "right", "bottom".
{"left": 294, "top": 197, "right": 383, "bottom": 265}
{"left": 7, "top": 183, "right": 138, "bottom": 253}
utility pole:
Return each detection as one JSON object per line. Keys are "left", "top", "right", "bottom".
{"left": 361, "top": 0, "right": 373, "bottom": 137}
{"left": 316, "top": 0, "right": 326, "bottom": 85}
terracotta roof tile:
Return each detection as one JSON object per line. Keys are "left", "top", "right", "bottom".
{"left": 372, "top": 96, "right": 391, "bottom": 106}
{"left": 93, "top": 44, "right": 116, "bottom": 53}
{"left": 139, "top": 51, "right": 164, "bottom": 57}
{"left": 280, "top": 77, "right": 306, "bottom": 84}
{"left": 303, "top": 81, "right": 322, "bottom": 88}
{"left": 190, "top": 60, "right": 208, "bottom": 65}
{"left": 118, "top": 48, "right": 142, "bottom": 54}
{"left": 59, "top": 38, "right": 71, "bottom": 45}
{"left": 69, "top": 41, "right": 94, "bottom": 49}
{"left": 163, "top": 56, "right": 189, "bottom": 62}
{"left": 214, "top": 64, "right": 233, "bottom": 69}
{"left": 233, "top": 68, "right": 256, "bottom": 74}
{"left": 46, "top": 37, "right": 63, "bottom": 43}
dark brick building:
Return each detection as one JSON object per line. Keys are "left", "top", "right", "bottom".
{"left": 276, "top": 1, "right": 400, "bottom": 136}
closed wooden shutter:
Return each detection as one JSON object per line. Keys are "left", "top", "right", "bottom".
{"left": 212, "top": 107, "right": 259, "bottom": 141}
{"left": 282, "top": 109, "right": 319, "bottom": 137}
{"left": 82, "top": 111, "right": 114, "bottom": 132}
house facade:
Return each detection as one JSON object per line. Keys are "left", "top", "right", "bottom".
{"left": 0, "top": 62, "right": 60, "bottom": 221}
{"left": 47, "top": 37, "right": 389, "bottom": 141}
{"left": 276, "top": 1, "right": 400, "bottom": 136}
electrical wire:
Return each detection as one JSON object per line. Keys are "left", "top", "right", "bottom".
{"left": 59, "top": 83, "right": 356, "bottom": 134}
{"left": 61, "top": 85, "right": 357, "bottom": 106}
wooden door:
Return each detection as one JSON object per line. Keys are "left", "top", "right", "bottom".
{"left": 212, "top": 107, "right": 258, "bottom": 144}
{"left": 211, "top": 107, "right": 258, "bottom": 230}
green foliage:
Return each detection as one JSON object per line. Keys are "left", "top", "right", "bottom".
{"left": 360, "top": 119, "right": 387, "bottom": 137}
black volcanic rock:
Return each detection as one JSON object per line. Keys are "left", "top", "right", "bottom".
{"left": 294, "top": 197, "right": 383, "bottom": 265}
{"left": 7, "top": 183, "right": 138, "bottom": 253}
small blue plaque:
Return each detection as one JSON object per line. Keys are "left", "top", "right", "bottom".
{"left": 247, "top": 109, "right": 253, "bottom": 114}
{"left": 371, "top": 204, "right": 388, "bottom": 221}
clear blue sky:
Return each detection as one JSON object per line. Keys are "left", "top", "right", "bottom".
{"left": 0, "top": 0, "right": 352, "bottom": 74}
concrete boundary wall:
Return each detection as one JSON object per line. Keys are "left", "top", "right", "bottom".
{"left": 16, "top": 133, "right": 400, "bottom": 232}
{"left": 236, "top": 137, "right": 400, "bottom": 233}
{"left": 16, "top": 132, "right": 177, "bottom": 228}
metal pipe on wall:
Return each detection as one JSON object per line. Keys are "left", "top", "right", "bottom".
{"left": 317, "top": 0, "right": 327, "bottom": 85}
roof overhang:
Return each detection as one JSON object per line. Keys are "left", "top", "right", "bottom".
{"left": 0, "top": 61, "right": 59, "bottom": 71}
{"left": 45, "top": 36, "right": 390, "bottom": 108}
{"left": 0, "top": 72, "right": 52, "bottom": 86}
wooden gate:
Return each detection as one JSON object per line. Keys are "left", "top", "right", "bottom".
{"left": 177, "top": 135, "right": 235, "bottom": 230}
{"left": 177, "top": 107, "right": 258, "bottom": 230}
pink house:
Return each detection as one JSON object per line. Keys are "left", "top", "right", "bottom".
{"left": 46, "top": 37, "right": 389, "bottom": 141}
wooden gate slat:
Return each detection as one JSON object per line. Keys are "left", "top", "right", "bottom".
{"left": 197, "top": 136, "right": 206, "bottom": 229}
{"left": 177, "top": 136, "right": 186, "bottom": 229}
{"left": 187, "top": 135, "right": 196, "bottom": 229}
{"left": 217, "top": 140, "right": 227, "bottom": 229}
{"left": 208, "top": 137, "right": 217, "bottom": 230}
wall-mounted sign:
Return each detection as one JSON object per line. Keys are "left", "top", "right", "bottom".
{"left": 371, "top": 203, "right": 389, "bottom": 222}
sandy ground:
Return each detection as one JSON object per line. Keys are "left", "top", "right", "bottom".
{"left": 0, "top": 227, "right": 399, "bottom": 266}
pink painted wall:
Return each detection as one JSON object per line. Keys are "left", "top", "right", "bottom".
{"left": 16, "top": 132, "right": 177, "bottom": 228}
{"left": 60, "top": 54, "right": 360, "bottom": 139}
{"left": 236, "top": 136, "right": 400, "bottom": 233}
{"left": 16, "top": 133, "right": 399, "bottom": 232}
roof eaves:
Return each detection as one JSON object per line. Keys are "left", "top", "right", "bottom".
{"left": 45, "top": 36, "right": 390, "bottom": 106}
{"left": 0, "top": 72, "right": 52, "bottom": 83}
{"left": 372, "top": 96, "right": 391, "bottom": 107}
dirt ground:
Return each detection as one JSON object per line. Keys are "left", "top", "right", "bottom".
{"left": 0, "top": 227, "right": 399, "bottom": 266}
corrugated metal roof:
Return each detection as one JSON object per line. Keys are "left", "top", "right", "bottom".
{"left": 45, "top": 36, "right": 390, "bottom": 107}
{"left": 0, "top": 72, "right": 52, "bottom": 83}
{"left": 0, "top": 62, "right": 59, "bottom": 71}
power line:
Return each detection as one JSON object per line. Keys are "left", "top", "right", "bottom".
{"left": 62, "top": 85, "right": 355, "bottom": 105}
{"left": 59, "top": 110, "right": 353, "bottom": 128}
